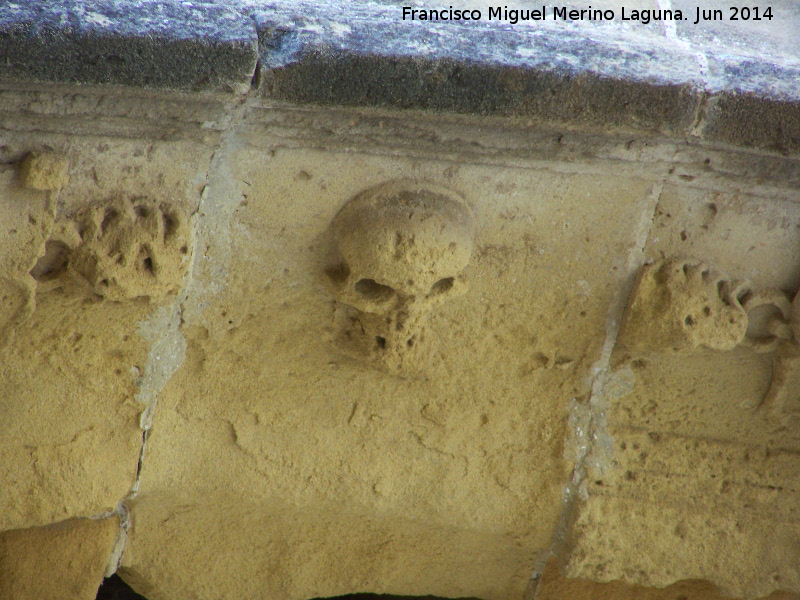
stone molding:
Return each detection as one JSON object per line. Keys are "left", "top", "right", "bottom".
{"left": 1, "top": 0, "right": 799, "bottom": 152}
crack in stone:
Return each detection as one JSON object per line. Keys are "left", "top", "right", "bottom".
{"left": 100, "top": 96, "right": 253, "bottom": 577}
{"left": 135, "top": 303, "right": 187, "bottom": 432}
{"left": 103, "top": 502, "right": 130, "bottom": 578}
{"left": 690, "top": 92, "right": 712, "bottom": 138}
{"left": 129, "top": 429, "right": 150, "bottom": 499}
{"left": 528, "top": 179, "right": 665, "bottom": 597}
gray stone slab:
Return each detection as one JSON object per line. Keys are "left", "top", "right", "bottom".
{"left": 703, "top": 93, "right": 800, "bottom": 155}
{"left": 251, "top": 1, "right": 709, "bottom": 134}
{"left": 672, "top": 0, "right": 800, "bottom": 65}
{"left": 250, "top": 0, "right": 800, "bottom": 149}
{"left": 699, "top": 53, "right": 800, "bottom": 154}
{"left": 0, "top": 1, "right": 257, "bottom": 91}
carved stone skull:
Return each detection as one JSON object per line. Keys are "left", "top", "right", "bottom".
{"left": 619, "top": 258, "right": 750, "bottom": 355}
{"left": 326, "top": 179, "right": 475, "bottom": 370}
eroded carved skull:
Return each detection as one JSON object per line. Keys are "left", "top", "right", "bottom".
{"left": 326, "top": 180, "right": 475, "bottom": 369}
{"left": 64, "top": 196, "right": 192, "bottom": 302}
{"left": 619, "top": 258, "right": 750, "bottom": 355}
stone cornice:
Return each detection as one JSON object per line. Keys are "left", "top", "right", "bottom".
{"left": 1, "top": 0, "right": 799, "bottom": 152}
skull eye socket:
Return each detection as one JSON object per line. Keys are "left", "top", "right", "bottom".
{"left": 325, "top": 263, "right": 351, "bottom": 285}
{"left": 428, "top": 277, "right": 455, "bottom": 297}
{"left": 354, "top": 278, "right": 395, "bottom": 303}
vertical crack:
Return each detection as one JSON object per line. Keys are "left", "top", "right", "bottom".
{"left": 130, "top": 429, "right": 151, "bottom": 499}
{"left": 690, "top": 92, "right": 712, "bottom": 138}
{"left": 103, "top": 502, "right": 131, "bottom": 578}
{"left": 101, "top": 296, "right": 185, "bottom": 578}
{"left": 135, "top": 301, "right": 188, "bottom": 432}
{"left": 102, "top": 93, "right": 253, "bottom": 578}
{"left": 528, "top": 178, "right": 665, "bottom": 597}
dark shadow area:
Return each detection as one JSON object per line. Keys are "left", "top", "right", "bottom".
{"left": 95, "top": 581, "right": 484, "bottom": 600}
{"left": 96, "top": 575, "right": 149, "bottom": 600}
{"left": 313, "top": 596, "right": 484, "bottom": 600}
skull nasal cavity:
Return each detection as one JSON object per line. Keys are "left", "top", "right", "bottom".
{"left": 355, "top": 278, "right": 395, "bottom": 302}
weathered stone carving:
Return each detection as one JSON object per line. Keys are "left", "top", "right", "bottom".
{"left": 19, "top": 151, "right": 70, "bottom": 191}
{"left": 739, "top": 288, "right": 793, "bottom": 354}
{"left": 30, "top": 196, "right": 192, "bottom": 302}
{"left": 757, "top": 288, "right": 800, "bottom": 422}
{"left": 325, "top": 180, "right": 475, "bottom": 372}
{"left": 620, "top": 257, "right": 800, "bottom": 421}
{"left": 619, "top": 258, "right": 750, "bottom": 354}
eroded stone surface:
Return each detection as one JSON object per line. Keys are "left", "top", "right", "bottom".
{"left": 66, "top": 195, "right": 193, "bottom": 302}
{"left": 566, "top": 422, "right": 800, "bottom": 597}
{"left": 119, "top": 144, "right": 656, "bottom": 600}
{"left": 0, "top": 133, "right": 209, "bottom": 532}
{"left": 0, "top": 516, "right": 120, "bottom": 600}
{"left": 327, "top": 179, "right": 475, "bottom": 372}
{"left": 618, "top": 258, "right": 749, "bottom": 355}
{"left": 0, "top": 283, "right": 150, "bottom": 530}
{"left": 0, "top": 165, "right": 54, "bottom": 338}
{"left": 121, "top": 495, "right": 537, "bottom": 600}
{"left": 2, "top": 83, "right": 800, "bottom": 600}
{"left": 19, "top": 151, "right": 70, "bottom": 191}
{"left": 564, "top": 184, "right": 800, "bottom": 599}
{"left": 536, "top": 558, "right": 800, "bottom": 600}
{"left": 747, "top": 286, "right": 800, "bottom": 424}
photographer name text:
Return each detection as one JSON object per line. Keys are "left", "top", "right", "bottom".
{"left": 401, "top": 5, "right": 773, "bottom": 25}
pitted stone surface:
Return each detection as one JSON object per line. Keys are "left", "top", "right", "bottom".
{"left": 0, "top": 133, "right": 207, "bottom": 532}
{"left": 619, "top": 258, "right": 749, "bottom": 355}
{"left": 19, "top": 152, "right": 70, "bottom": 191}
{"left": 119, "top": 145, "right": 656, "bottom": 600}
{"left": 0, "top": 12, "right": 799, "bottom": 600}
{"left": 564, "top": 183, "right": 800, "bottom": 599}
{"left": 67, "top": 196, "right": 193, "bottom": 302}
{"left": 327, "top": 180, "right": 475, "bottom": 372}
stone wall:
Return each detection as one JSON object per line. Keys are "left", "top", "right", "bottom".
{"left": 1, "top": 2, "right": 799, "bottom": 600}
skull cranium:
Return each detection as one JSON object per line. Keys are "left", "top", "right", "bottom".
{"left": 326, "top": 179, "right": 475, "bottom": 369}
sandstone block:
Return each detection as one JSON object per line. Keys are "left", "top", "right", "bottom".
{"left": 537, "top": 558, "right": 800, "bottom": 600}
{"left": 0, "top": 517, "right": 119, "bottom": 600}
{"left": 119, "top": 145, "right": 655, "bottom": 600}
{"left": 563, "top": 181, "right": 800, "bottom": 598}
{"left": 0, "top": 140, "right": 201, "bottom": 531}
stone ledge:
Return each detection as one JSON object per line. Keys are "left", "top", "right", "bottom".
{"left": 253, "top": 1, "right": 707, "bottom": 137}
{"left": 704, "top": 94, "right": 800, "bottom": 155}
{"left": 258, "top": 51, "right": 700, "bottom": 136}
{"left": 1, "top": 1, "right": 799, "bottom": 152}
{"left": 0, "top": 1, "right": 258, "bottom": 92}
